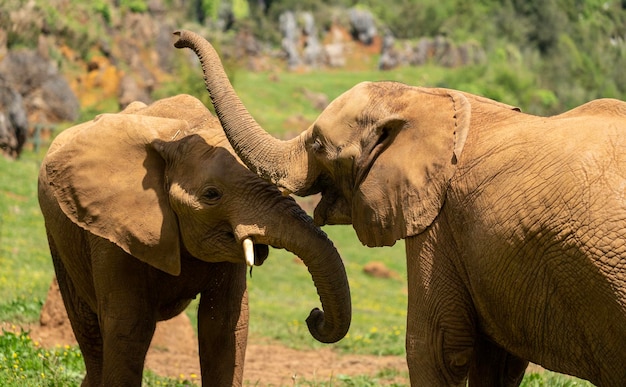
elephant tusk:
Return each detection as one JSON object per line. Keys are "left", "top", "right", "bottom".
{"left": 243, "top": 238, "right": 255, "bottom": 267}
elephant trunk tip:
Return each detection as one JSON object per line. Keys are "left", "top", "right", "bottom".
{"left": 305, "top": 307, "right": 350, "bottom": 344}
{"left": 173, "top": 30, "right": 190, "bottom": 49}
{"left": 173, "top": 29, "right": 203, "bottom": 51}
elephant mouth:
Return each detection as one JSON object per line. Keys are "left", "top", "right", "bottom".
{"left": 254, "top": 243, "right": 269, "bottom": 266}
{"left": 243, "top": 237, "right": 270, "bottom": 266}
{"left": 313, "top": 189, "right": 352, "bottom": 226}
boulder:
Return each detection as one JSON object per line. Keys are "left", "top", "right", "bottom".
{"left": 0, "top": 49, "right": 78, "bottom": 124}
{"left": 349, "top": 8, "right": 377, "bottom": 45}
{"left": 279, "top": 11, "right": 301, "bottom": 69}
{"left": 0, "top": 76, "right": 27, "bottom": 158}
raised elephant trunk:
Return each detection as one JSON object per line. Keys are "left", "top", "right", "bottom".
{"left": 174, "top": 30, "right": 313, "bottom": 195}
{"left": 175, "top": 30, "right": 349, "bottom": 344}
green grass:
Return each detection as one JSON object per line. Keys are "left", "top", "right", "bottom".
{"left": 0, "top": 328, "right": 197, "bottom": 386}
{"left": 0, "top": 66, "right": 598, "bottom": 385}
{"left": 0, "top": 150, "right": 51, "bottom": 323}
{"left": 243, "top": 225, "right": 407, "bottom": 356}
{"left": 519, "top": 373, "right": 594, "bottom": 387}
{"left": 0, "top": 328, "right": 84, "bottom": 385}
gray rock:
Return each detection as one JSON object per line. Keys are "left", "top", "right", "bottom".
{"left": 301, "top": 12, "right": 323, "bottom": 67}
{"left": 279, "top": 11, "right": 301, "bottom": 69}
{"left": 0, "top": 76, "right": 27, "bottom": 158}
{"left": 349, "top": 8, "right": 377, "bottom": 45}
{"left": 0, "top": 49, "right": 79, "bottom": 157}
{"left": 379, "top": 30, "right": 398, "bottom": 70}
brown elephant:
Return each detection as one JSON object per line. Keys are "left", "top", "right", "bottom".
{"left": 174, "top": 30, "right": 626, "bottom": 386}
{"left": 37, "top": 94, "right": 351, "bottom": 386}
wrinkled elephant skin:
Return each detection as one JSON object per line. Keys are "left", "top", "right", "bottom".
{"left": 174, "top": 30, "right": 626, "bottom": 386}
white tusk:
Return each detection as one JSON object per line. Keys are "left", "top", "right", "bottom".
{"left": 243, "top": 238, "right": 255, "bottom": 267}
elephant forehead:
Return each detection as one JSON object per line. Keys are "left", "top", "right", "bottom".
{"left": 206, "top": 150, "right": 253, "bottom": 180}
{"left": 331, "top": 84, "right": 373, "bottom": 117}
{"left": 173, "top": 144, "right": 249, "bottom": 182}
{"left": 315, "top": 86, "right": 374, "bottom": 143}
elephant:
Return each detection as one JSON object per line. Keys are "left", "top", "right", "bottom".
{"left": 37, "top": 94, "right": 351, "bottom": 386}
{"left": 174, "top": 30, "right": 626, "bottom": 386}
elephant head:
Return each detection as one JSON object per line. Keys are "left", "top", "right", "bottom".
{"left": 174, "top": 31, "right": 493, "bottom": 247}
{"left": 43, "top": 94, "right": 351, "bottom": 343}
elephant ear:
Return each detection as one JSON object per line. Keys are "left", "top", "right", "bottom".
{"left": 352, "top": 88, "right": 471, "bottom": 247}
{"left": 45, "top": 112, "right": 189, "bottom": 275}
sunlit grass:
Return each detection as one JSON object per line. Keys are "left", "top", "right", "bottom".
{"left": 244, "top": 232, "right": 407, "bottom": 356}
{"left": 0, "top": 151, "right": 52, "bottom": 323}
{"left": 0, "top": 327, "right": 201, "bottom": 386}
{"left": 0, "top": 328, "right": 83, "bottom": 385}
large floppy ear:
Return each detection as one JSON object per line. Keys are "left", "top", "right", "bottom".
{"left": 44, "top": 113, "right": 188, "bottom": 275}
{"left": 352, "top": 88, "right": 470, "bottom": 247}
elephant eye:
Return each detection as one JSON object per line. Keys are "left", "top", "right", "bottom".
{"left": 202, "top": 187, "right": 223, "bottom": 203}
{"left": 311, "top": 138, "right": 324, "bottom": 153}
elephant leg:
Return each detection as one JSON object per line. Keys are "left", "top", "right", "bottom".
{"left": 90, "top": 238, "right": 156, "bottom": 386}
{"left": 48, "top": 234, "right": 104, "bottom": 387}
{"left": 198, "top": 262, "right": 248, "bottom": 387}
{"left": 98, "top": 313, "right": 155, "bottom": 386}
{"left": 468, "top": 337, "right": 528, "bottom": 387}
{"left": 405, "top": 237, "right": 476, "bottom": 386}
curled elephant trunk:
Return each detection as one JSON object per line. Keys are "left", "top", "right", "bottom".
{"left": 285, "top": 215, "right": 351, "bottom": 343}
{"left": 239, "top": 199, "right": 351, "bottom": 343}
{"left": 173, "top": 30, "right": 315, "bottom": 195}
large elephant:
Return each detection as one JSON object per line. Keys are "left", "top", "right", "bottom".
{"left": 37, "top": 94, "right": 351, "bottom": 386}
{"left": 174, "top": 30, "right": 626, "bottom": 386}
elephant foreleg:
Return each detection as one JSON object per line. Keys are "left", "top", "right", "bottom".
{"left": 197, "top": 262, "right": 248, "bottom": 387}
{"left": 98, "top": 311, "right": 155, "bottom": 385}
{"left": 467, "top": 336, "right": 528, "bottom": 387}
{"left": 90, "top": 238, "right": 157, "bottom": 386}
{"left": 49, "top": 234, "right": 103, "bottom": 386}
{"left": 405, "top": 236, "right": 476, "bottom": 386}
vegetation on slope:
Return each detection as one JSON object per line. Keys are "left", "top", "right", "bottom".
{"left": 2, "top": 0, "right": 626, "bottom": 116}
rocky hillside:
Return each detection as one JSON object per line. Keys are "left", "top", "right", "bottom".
{"left": 0, "top": 1, "right": 187, "bottom": 157}
{"left": 1, "top": 0, "right": 625, "bottom": 158}
{"left": 0, "top": 0, "right": 498, "bottom": 158}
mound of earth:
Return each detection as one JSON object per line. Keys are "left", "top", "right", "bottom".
{"left": 363, "top": 261, "right": 402, "bottom": 280}
{"left": 22, "top": 278, "right": 409, "bottom": 386}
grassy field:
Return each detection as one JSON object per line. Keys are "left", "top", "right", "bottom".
{"left": 0, "top": 66, "right": 596, "bottom": 385}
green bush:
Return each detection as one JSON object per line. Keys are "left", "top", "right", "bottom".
{"left": 92, "top": 0, "right": 112, "bottom": 25}
{"left": 120, "top": 0, "right": 148, "bottom": 13}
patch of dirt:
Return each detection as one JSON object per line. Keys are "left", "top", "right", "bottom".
{"left": 15, "top": 279, "right": 409, "bottom": 386}
{"left": 363, "top": 261, "right": 402, "bottom": 280}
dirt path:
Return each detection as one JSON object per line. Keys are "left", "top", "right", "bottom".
{"left": 11, "top": 281, "right": 408, "bottom": 386}
{"left": 18, "top": 312, "right": 408, "bottom": 386}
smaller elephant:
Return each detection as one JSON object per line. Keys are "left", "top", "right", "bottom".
{"left": 37, "top": 94, "right": 351, "bottom": 386}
